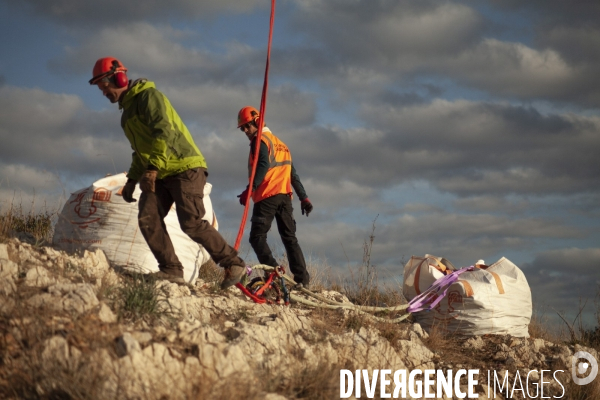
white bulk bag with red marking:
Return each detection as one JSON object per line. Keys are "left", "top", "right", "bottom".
{"left": 403, "top": 255, "right": 532, "bottom": 337}
{"left": 52, "top": 173, "right": 218, "bottom": 283}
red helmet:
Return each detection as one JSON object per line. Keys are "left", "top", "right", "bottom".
{"left": 237, "top": 106, "right": 260, "bottom": 128}
{"left": 89, "top": 57, "right": 128, "bottom": 85}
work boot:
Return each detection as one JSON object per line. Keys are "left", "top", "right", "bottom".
{"left": 293, "top": 282, "right": 309, "bottom": 291}
{"left": 221, "top": 265, "right": 246, "bottom": 290}
{"left": 147, "top": 271, "right": 186, "bottom": 285}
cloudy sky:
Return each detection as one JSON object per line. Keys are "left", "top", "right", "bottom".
{"left": 0, "top": 0, "right": 599, "bottom": 325}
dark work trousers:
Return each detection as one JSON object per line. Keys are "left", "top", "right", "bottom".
{"left": 249, "top": 194, "right": 309, "bottom": 286}
{"left": 138, "top": 167, "right": 244, "bottom": 277}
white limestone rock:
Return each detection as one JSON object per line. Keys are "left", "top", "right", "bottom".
{"left": 27, "top": 283, "right": 99, "bottom": 314}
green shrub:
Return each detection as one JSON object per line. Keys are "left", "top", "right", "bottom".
{"left": 109, "top": 274, "right": 172, "bottom": 323}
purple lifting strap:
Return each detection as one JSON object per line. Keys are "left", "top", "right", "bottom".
{"left": 407, "top": 266, "right": 475, "bottom": 313}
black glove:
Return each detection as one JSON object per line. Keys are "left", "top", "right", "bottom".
{"left": 237, "top": 188, "right": 250, "bottom": 206}
{"left": 121, "top": 179, "right": 137, "bottom": 203}
{"left": 300, "top": 198, "right": 313, "bottom": 217}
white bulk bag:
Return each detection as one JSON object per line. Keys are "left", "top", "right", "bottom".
{"left": 403, "top": 254, "right": 456, "bottom": 301}
{"left": 403, "top": 255, "right": 532, "bottom": 337}
{"left": 52, "top": 173, "right": 218, "bottom": 283}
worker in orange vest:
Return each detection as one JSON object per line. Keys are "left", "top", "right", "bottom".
{"left": 237, "top": 106, "right": 313, "bottom": 289}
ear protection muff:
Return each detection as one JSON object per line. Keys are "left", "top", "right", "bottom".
{"left": 111, "top": 60, "right": 128, "bottom": 88}
{"left": 113, "top": 71, "right": 128, "bottom": 88}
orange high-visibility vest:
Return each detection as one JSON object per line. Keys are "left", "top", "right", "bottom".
{"left": 249, "top": 128, "right": 292, "bottom": 203}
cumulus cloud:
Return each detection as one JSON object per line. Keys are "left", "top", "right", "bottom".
{"left": 541, "top": 26, "right": 600, "bottom": 64}
{"left": 282, "top": 1, "right": 600, "bottom": 106}
{"left": 0, "top": 86, "right": 83, "bottom": 131}
{"left": 4, "top": 0, "right": 268, "bottom": 26}
{"left": 269, "top": 1, "right": 485, "bottom": 102}
{"left": 235, "top": 98, "right": 600, "bottom": 198}
{"left": 284, "top": 209, "right": 583, "bottom": 274}
{"left": 292, "top": 0, "right": 483, "bottom": 65}
{"left": 522, "top": 247, "right": 600, "bottom": 321}
{"left": 379, "top": 213, "right": 580, "bottom": 261}
{"left": 163, "top": 82, "right": 317, "bottom": 131}
{"left": 293, "top": 179, "right": 380, "bottom": 215}
{"left": 525, "top": 247, "right": 600, "bottom": 275}
{"left": 483, "top": 1, "right": 600, "bottom": 106}
{"left": 0, "top": 162, "right": 67, "bottom": 213}
{"left": 1, "top": 0, "right": 599, "bottom": 325}
{"left": 0, "top": 163, "right": 60, "bottom": 193}
{"left": 0, "top": 85, "right": 131, "bottom": 176}
{"left": 360, "top": 99, "right": 600, "bottom": 195}
{"left": 52, "top": 23, "right": 259, "bottom": 82}
{"left": 444, "top": 39, "right": 577, "bottom": 98}
{"left": 453, "top": 196, "right": 530, "bottom": 214}
{"left": 489, "top": 0, "right": 600, "bottom": 29}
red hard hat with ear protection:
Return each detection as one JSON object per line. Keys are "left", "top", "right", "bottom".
{"left": 237, "top": 106, "right": 260, "bottom": 128}
{"left": 89, "top": 57, "right": 128, "bottom": 88}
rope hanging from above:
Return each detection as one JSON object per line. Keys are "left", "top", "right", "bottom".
{"left": 234, "top": 0, "right": 277, "bottom": 251}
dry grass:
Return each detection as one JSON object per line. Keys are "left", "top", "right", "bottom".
{"left": 422, "top": 319, "right": 451, "bottom": 352}
{"left": 560, "top": 377, "right": 600, "bottom": 400}
{"left": 1, "top": 352, "right": 110, "bottom": 400}
{"left": 4, "top": 207, "right": 600, "bottom": 399}
{"left": 336, "top": 217, "right": 408, "bottom": 314}
{"left": 0, "top": 291, "right": 120, "bottom": 399}
{"left": 529, "top": 309, "right": 563, "bottom": 343}
{"left": 374, "top": 318, "right": 408, "bottom": 350}
{"left": 168, "top": 360, "right": 348, "bottom": 400}
{"left": 305, "top": 255, "right": 335, "bottom": 291}
{"left": 307, "top": 307, "right": 347, "bottom": 339}
{"left": 197, "top": 258, "right": 224, "bottom": 292}
{"left": 260, "top": 361, "right": 346, "bottom": 400}
{"left": 547, "top": 297, "right": 600, "bottom": 352}
{"left": 0, "top": 203, "right": 56, "bottom": 244}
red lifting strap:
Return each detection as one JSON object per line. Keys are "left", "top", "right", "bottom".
{"left": 234, "top": 0, "right": 276, "bottom": 251}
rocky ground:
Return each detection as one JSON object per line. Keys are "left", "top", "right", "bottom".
{"left": 0, "top": 235, "right": 598, "bottom": 399}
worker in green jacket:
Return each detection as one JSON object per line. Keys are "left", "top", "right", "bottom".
{"left": 89, "top": 57, "right": 245, "bottom": 289}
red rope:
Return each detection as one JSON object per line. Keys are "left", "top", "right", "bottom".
{"left": 234, "top": 0, "right": 276, "bottom": 251}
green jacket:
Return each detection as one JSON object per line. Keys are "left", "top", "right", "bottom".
{"left": 119, "top": 79, "right": 207, "bottom": 180}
